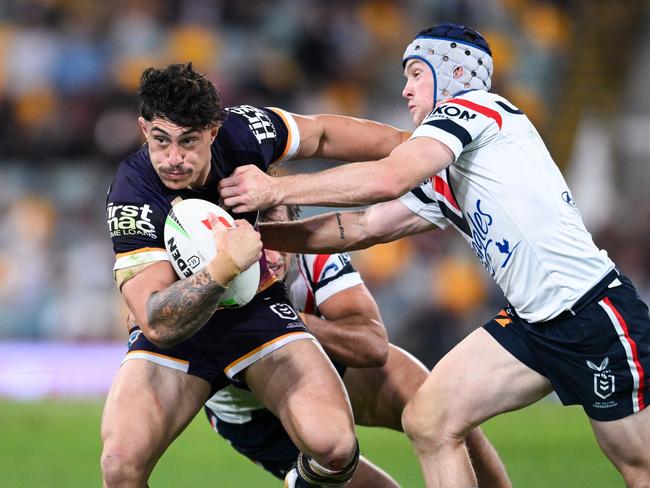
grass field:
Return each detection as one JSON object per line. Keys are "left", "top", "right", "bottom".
{"left": 0, "top": 398, "right": 621, "bottom": 487}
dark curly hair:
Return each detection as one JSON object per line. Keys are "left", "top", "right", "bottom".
{"left": 137, "top": 62, "right": 228, "bottom": 130}
{"left": 260, "top": 204, "right": 301, "bottom": 223}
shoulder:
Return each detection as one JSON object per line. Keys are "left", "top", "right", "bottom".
{"left": 299, "top": 252, "right": 358, "bottom": 285}
{"left": 215, "top": 105, "right": 295, "bottom": 167}
{"left": 106, "top": 146, "right": 171, "bottom": 253}
{"left": 296, "top": 253, "right": 363, "bottom": 305}
{"left": 434, "top": 90, "right": 504, "bottom": 127}
{"left": 108, "top": 145, "right": 159, "bottom": 203}
{"left": 220, "top": 105, "right": 288, "bottom": 143}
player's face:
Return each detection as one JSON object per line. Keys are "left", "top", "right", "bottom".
{"left": 138, "top": 117, "right": 218, "bottom": 190}
{"left": 265, "top": 249, "right": 293, "bottom": 280}
{"left": 260, "top": 205, "right": 294, "bottom": 280}
{"left": 402, "top": 59, "right": 435, "bottom": 126}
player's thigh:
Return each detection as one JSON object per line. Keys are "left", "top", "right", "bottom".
{"left": 101, "top": 359, "right": 211, "bottom": 460}
{"left": 409, "top": 327, "right": 553, "bottom": 432}
{"left": 590, "top": 406, "right": 650, "bottom": 472}
{"left": 243, "top": 339, "right": 354, "bottom": 447}
{"left": 343, "top": 344, "right": 428, "bottom": 430}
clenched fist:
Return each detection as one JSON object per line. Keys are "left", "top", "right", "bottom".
{"left": 206, "top": 212, "right": 262, "bottom": 286}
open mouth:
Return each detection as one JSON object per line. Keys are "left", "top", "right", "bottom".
{"left": 268, "top": 264, "right": 283, "bottom": 276}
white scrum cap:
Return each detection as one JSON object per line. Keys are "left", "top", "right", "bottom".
{"left": 403, "top": 23, "right": 493, "bottom": 106}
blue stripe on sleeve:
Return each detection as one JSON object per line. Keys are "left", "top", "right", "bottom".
{"left": 423, "top": 119, "right": 472, "bottom": 147}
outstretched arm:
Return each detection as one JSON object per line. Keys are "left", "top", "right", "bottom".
{"left": 302, "top": 283, "right": 388, "bottom": 368}
{"left": 290, "top": 113, "right": 411, "bottom": 162}
{"left": 219, "top": 136, "right": 453, "bottom": 213}
{"left": 260, "top": 199, "right": 437, "bottom": 254}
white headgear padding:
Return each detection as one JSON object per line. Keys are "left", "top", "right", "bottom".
{"left": 403, "top": 24, "right": 493, "bottom": 105}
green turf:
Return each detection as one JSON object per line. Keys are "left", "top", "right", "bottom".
{"left": 0, "top": 398, "right": 621, "bottom": 487}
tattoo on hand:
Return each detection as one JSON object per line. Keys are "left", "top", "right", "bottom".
{"left": 146, "top": 269, "right": 226, "bottom": 347}
{"left": 336, "top": 212, "right": 345, "bottom": 240}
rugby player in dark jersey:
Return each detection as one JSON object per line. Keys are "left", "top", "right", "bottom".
{"left": 102, "top": 63, "right": 410, "bottom": 488}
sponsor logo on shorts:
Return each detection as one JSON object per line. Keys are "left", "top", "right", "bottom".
{"left": 270, "top": 303, "right": 298, "bottom": 320}
{"left": 587, "top": 357, "right": 617, "bottom": 408}
{"left": 107, "top": 202, "right": 157, "bottom": 239}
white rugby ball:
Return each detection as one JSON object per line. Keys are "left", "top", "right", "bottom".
{"left": 163, "top": 198, "right": 260, "bottom": 308}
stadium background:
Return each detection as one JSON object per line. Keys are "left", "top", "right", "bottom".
{"left": 0, "top": 0, "right": 648, "bottom": 486}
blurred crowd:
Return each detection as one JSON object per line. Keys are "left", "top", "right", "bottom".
{"left": 0, "top": 0, "right": 648, "bottom": 368}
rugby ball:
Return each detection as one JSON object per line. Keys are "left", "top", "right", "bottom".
{"left": 163, "top": 198, "right": 260, "bottom": 307}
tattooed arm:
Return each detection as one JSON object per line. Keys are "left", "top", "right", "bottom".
{"left": 259, "top": 199, "right": 437, "bottom": 254}
{"left": 122, "top": 216, "right": 262, "bottom": 349}
{"left": 144, "top": 266, "right": 231, "bottom": 348}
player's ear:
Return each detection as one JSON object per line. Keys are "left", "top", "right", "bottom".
{"left": 137, "top": 117, "right": 149, "bottom": 138}
{"left": 209, "top": 124, "right": 219, "bottom": 143}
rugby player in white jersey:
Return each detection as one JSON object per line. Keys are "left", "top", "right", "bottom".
{"left": 219, "top": 23, "right": 650, "bottom": 487}
{"left": 203, "top": 205, "right": 510, "bottom": 487}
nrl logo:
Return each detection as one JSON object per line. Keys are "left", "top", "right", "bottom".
{"left": 587, "top": 357, "right": 615, "bottom": 399}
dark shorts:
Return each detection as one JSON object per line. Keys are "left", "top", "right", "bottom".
{"left": 485, "top": 270, "right": 650, "bottom": 421}
{"left": 204, "top": 360, "right": 348, "bottom": 479}
{"left": 123, "top": 282, "right": 314, "bottom": 393}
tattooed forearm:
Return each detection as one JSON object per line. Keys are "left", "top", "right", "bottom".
{"left": 146, "top": 268, "right": 227, "bottom": 348}
{"left": 335, "top": 212, "right": 345, "bottom": 240}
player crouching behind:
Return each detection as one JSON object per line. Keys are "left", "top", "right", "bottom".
{"left": 204, "top": 204, "right": 511, "bottom": 487}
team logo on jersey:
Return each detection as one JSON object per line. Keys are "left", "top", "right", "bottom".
{"left": 561, "top": 190, "right": 576, "bottom": 206}
{"left": 270, "top": 303, "right": 298, "bottom": 320}
{"left": 321, "top": 254, "right": 351, "bottom": 280}
{"left": 495, "top": 238, "right": 521, "bottom": 269}
{"left": 227, "top": 105, "right": 277, "bottom": 144}
{"left": 107, "top": 202, "right": 157, "bottom": 239}
{"left": 127, "top": 329, "right": 142, "bottom": 348}
{"left": 466, "top": 199, "right": 522, "bottom": 275}
{"left": 587, "top": 357, "right": 615, "bottom": 400}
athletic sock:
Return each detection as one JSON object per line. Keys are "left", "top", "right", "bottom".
{"left": 288, "top": 440, "right": 360, "bottom": 487}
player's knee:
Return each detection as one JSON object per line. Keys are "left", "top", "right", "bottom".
{"left": 101, "top": 451, "right": 144, "bottom": 486}
{"left": 305, "top": 428, "right": 357, "bottom": 471}
{"left": 619, "top": 462, "right": 650, "bottom": 487}
{"left": 100, "top": 440, "right": 149, "bottom": 486}
{"left": 402, "top": 391, "right": 459, "bottom": 450}
{"left": 289, "top": 440, "right": 360, "bottom": 487}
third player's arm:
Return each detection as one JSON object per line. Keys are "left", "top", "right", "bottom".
{"left": 302, "top": 283, "right": 388, "bottom": 368}
{"left": 260, "top": 199, "right": 438, "bottom": 254}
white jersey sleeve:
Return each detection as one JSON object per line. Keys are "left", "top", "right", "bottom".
{"left": 287, "top": 253, "right": 363, "bottom": 314}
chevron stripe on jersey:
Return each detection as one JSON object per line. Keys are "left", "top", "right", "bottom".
{"left": 444, "top": 97, "right": 503, "bottom": 129}
{"left": 400, "top": 89, "right": 614, "bottom": 322}
{"left": 431, "top": 170, "right": 471, "bottom": 237}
